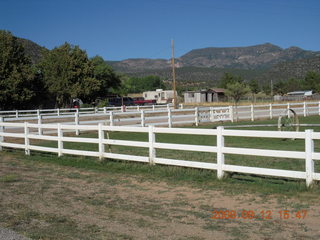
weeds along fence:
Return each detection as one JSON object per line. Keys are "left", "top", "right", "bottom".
{"left": 0, "top": 122, "right": 319, "bottom": 187}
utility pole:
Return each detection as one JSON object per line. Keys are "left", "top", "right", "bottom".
{"left": 171, "top": 39, "right": 177, "bottom": 109}
{"left": 270, "top": 79, "right": 273, "bottom": 102}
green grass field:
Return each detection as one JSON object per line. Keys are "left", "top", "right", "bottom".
{"left": 34, "top": 115, "right": 320, "bottom": 172}
{"left": 2, "top": 116, "right": 320, "bottom": 240}
{"left": 3, "top": 115, "right": 315, "bottom": 196}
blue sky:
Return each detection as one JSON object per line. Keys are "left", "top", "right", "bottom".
{"left": 1, "top": 0, "right": 319, "bottom": 60}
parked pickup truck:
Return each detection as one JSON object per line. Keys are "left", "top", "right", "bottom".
{"left": 132, "top": 97, "right": 156, "bottom": 106}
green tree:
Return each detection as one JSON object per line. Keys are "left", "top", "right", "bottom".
{"left": 274, "top": 80, "right": 287, "bottom": 95}
{"left": 303, "top": 71, "right": 320, "bottom": 93}
{"left": 248, "top": 79, "right": 259, "bottom": 103}
{"left": 225, "top": 81, "right": 250, "bottom": 121}
{"left": 225, "top": 81, "right": 250, "bottom": 105}
{"left": 262, "top": 83, "right": 271, "bottom": 96}
{"left": 90, "top": 56, "right": 121, "bottom": 100}
{"left": 0, "top": 30, "right": 35, "bottom": 110}
{"left": 125, "top": 75, "right": 165, "bottom": 93}
{"left": 218, "top": 72, "right": 242, "bottom": 88}
{"left": 39, "top": 43, "right": 96, "bottom": 107}
{"left": 286, "top": 78, "right": 303, "bottom": 92}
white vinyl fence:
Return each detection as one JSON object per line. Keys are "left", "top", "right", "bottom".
{"left": 1, "top": 101, "right": 320, "bottom": 129}
{"left": 0, "top": 107, "right": 232, "bottom": 135}
{"left": 0, "top": 104, "right": 174, "bottom": 118}
{"left": 0, "top": 121, "right": 319, "bottom": 187}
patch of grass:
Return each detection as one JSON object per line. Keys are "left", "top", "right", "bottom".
{"left": 2, "top": 149, "right": 319, "bottom": 200}
{"left": 0, "top": 174, "right": 20, "bottom": 183}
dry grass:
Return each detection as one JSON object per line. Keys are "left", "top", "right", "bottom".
{"left": 1, "top": 152, "right": 320, "bottom": 240}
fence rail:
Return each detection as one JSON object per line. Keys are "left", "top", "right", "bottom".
{"left": 0, "top": 121, "right": 319, "bottom": 187}
{"left": 1, "top": 101, "right": 320, "bottom": 130}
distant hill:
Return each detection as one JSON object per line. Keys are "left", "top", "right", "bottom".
{"left": 106, "top": 58, "right": 170, "bottom": 72}
{"left": 6, "top": 33, "right": 320, "bottom": 88}
{"left": 262, "top": 56, "right": 320, "bottom": 82}
{"left": 121, "top": 56, "right": 320, "bottom": 89}
{"left": 126, "top": 67, "right": 265, "bottom": 88}
{"left": 108, "top": 43, "right": 320, "bottom": 72}
{"left": 16, "top": 38, "right": 47, "bottom": 64}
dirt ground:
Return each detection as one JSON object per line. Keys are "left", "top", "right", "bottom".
{"left": 0, "top": 153, "right": 320, "bottom": 240}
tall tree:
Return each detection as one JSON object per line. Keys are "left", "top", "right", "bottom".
{"left": 125, "top": 75, "right": 165, "bottom": 93}
{"left": 225, "top": 82, "right": 250, "bottom": 105}
{"left": 0, "top": 30, "right": 35, "bottom": 110}
{"left": 218, "top": 72, "right": 242, "bottom": 88}
{"left": 248, "top": 79, "right": 259, "bottom": 103}
{"left": 225, "top": 81, "right": 250, "bottom": 121}
{"left": 303, "top": 71, "right": 320, "bottom": 92}
{"left": 90, "top": 56, "right": 121, "bottom": 100}
{"left": 274, "top": 80, "right": 287, "bottom": 95}
{"left": 39, "top": 43, "right": 97, "bottom": 107}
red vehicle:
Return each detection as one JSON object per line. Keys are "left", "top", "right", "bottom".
{"left": 132, "top": 97, "right": 156, "bottom": 106}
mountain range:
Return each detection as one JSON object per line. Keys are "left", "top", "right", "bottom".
{"left": 106, "top": 43, "right": 320, "bottom": 87}
{"left": 12, "top": 34, "right": 320, "bottom": 88}
{"left": 107, "top": 43, "right": 320, "bottom": 71}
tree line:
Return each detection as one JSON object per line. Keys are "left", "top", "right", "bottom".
{"left": 218, "top": 71, "right": 320, "bottom": 105}
{"left": 0, "top": 30, "right": 165, "bottom": 110}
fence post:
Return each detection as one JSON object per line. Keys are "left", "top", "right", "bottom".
{"left": 217, "top": 126, "right": 225, "bottom": 179}
{"left": 250, "top": 104, "right": 254, "bottom": 121}
{"left": 168, "top": 108, "right": 172, "bottom": 128}
{"left": 57, "top": 108, "right": 60, "bottom": 116}
{"left": 98, "top": 123, "right": 105, "bottom": 161}
{"left": 195, "top": 107, "right": 199, "bottom": 126}
{"left": 109, "top": 111, "right": 114, "bottom": 126}
{"left": 75, "top": 112, "right": 80, "bottom": 135}
{"left": 318, "top": 101, "right": 320, "bottom": 116}
{"left": 141, "top": 110, "right": 145, "bottom": 127}
{"left": 269, "top": 103, "right": 273, "bottom": 119}
{"left": 0, "top": 117, "right": 3, "bottom": 151}
{"left": 95, "top": 107, "right": 98, "bottom": 114}
{"left": 16, "top": 110, "right": 19, "bottom": 118}
{"left": 209, "top": 107, "right": 214, "bottom": 122}
{"left": 103, "top": 107, "right": 107, "bottom": 114}
{"left": 303, "top": 102, "right": 307, "bottom": 117}
{"left": 37, "top": 114, "right": 43, "bottom": 135}
{"left": 287, "top": 103, "right": 290, "bottom": 118}
{"left": 24, "top": 122, "right": 30, "bottom": 155}
{"left": 57, "top": 123, "right": 63, "bottom": 157}
{"left": 167, "top": 104, "right": 170, "bottom": 111}
{"left": 152, "top": 105, "right": 155, "bottom": 111}
{"left": 305, "top": 129, "right": 314, "bottom": 187}
{"left": 229, "top": 106, "right": 234, "bottom": 123}
{"left": 137, "top": 105, "right": 140, "bottom": 111}
{"left": 148, "top": 125, "right": 155, "bottom": 165}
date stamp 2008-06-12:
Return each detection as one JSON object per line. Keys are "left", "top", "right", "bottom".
{"left": 210, "top": 209, "right": 308, "bottom": 220}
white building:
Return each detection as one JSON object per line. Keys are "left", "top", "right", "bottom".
{"left": 143, "top": 89, "right": 177, "bottom": 104}
{"left": 183, "top": 88, "right": 226, "bottom": 103}
{"left": 287, "top": 90, "right": 313, "bottom": 96}
{"left": 274, "top": 90, "right": 315, "bottom": 101}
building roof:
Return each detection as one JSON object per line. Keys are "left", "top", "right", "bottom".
{"left": 287, "top": 90, "right": 312, "bottom": 96}
{"left": 210, "top": 88, "right": 225, "bottom": 93}
{"left": 184, "top": 88, "right": 226, "bottom": 94}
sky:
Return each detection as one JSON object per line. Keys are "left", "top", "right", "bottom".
{"left": 1, "top": 0, "right": 320, "bottom": 61}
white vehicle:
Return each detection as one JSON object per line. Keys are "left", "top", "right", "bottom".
{"left": 143, "top": 89, "right": 177, "bottom": 104}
